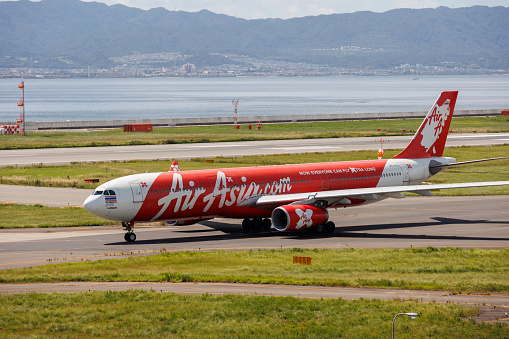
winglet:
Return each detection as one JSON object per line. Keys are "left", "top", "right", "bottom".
{"left": 393, "top": 91, "right": 458, "bottom": 159}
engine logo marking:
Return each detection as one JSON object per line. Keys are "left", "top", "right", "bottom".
{"left": 295, "top": 209, "right": 313, "bottom": 229}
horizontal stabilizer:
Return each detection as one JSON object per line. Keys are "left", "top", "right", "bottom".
{"left": 430, "top": 156, "right": 509, "bottom": 169}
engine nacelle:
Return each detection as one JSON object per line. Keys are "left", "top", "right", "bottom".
{"left": 272, "top": 204, "right": 328, "bottom": 231}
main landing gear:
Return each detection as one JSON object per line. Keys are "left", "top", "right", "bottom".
{"left": 306, "top": 221, "right": 336, "bottom": 234}
{"left": 122, "top": 221, "right": 136, "bottom": 242}
{"left": 242, "top": 218, "right": 272, "bottom": 231}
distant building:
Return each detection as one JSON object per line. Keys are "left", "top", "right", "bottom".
{"left": 183, "top": 63, "right": 196, "bottom": 73}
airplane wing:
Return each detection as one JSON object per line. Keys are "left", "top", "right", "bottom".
{"left": 240, "top": 181, "right": 509, "bottom": 208}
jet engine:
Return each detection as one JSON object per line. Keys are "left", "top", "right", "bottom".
{"left": 272, "top": 204, "right": 329, "bottom": 232}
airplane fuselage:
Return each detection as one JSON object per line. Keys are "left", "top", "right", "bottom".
{"left": 84, "top": 157, "right": 455, "bottom": 223}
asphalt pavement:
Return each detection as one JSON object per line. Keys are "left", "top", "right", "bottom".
{"left": 2, "top": 133, "right": 509, "bottom": 167}
{"left": 1, "top": 195, "right": 507, "bottom": 270}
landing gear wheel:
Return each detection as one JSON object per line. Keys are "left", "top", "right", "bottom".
{"left": 253, "top": 218, "right": 263, "bottom": 230}
{"left": 125, "top": 232, "right": 136, "bottom": 242}
{"left": 242, "top": 218, "right": 254, "bottom": 231}
{"left": 325, "top": 221, "right": 336, "bottom": 233}
{"left": 316, "top": 224, "right": 325, "bottom": 233}
{"left": 122, "top": 221, "right": 136, "bottom": 242}
{"left": 262, "top": 218, "right": 272, "bottom": 230}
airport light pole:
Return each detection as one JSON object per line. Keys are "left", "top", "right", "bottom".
{"left": 392, "top": 312, "right": 419, "bottom": 339}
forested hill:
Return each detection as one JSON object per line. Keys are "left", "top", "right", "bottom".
{"left": 1, "top": 0, "right": 508, "bottom": 69}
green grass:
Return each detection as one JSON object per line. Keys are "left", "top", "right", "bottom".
{"left": 1, "top": 290, "right": 504, "bottom": 338}
{"left": 1, "top": 144, "right": 508, "bottom": 195}
{"left": 0, "top": 204, "right": 118, "bottom": 228}
{"left": 1, "top": 248, "right": 507, "bottom": 293}
{"left": 1, "top": 115, "right": 508, "bottom": 150}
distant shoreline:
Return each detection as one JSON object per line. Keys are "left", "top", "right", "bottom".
{"left": 2, "top": 71, "right": 509, "bottom": 80}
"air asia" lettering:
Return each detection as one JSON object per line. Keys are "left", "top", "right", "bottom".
{"left": 152, "top": 171, "right": 293, "bottom": 220}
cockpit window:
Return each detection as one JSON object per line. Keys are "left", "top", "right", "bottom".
{"left": 105, "top": 190, "right": 116, "bottom": 195}
{"left": 93, "top": 191, "right": 104, "bottom": 195}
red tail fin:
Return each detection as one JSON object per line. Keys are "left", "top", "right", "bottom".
{"left": 393, "top": 91, "right": 458, "bottom": 159}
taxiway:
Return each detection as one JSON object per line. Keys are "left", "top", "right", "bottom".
{"left": 2, "top": 133, "right": 509, "bottom": 167}
{"left": 1, "top": 195, "right": 507, "bottom": 269}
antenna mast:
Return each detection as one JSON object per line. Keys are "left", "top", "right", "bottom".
{"left": 17, "top": 80, "right": 26, "bottom": 136}
{"left": 232, "top": 100, "right": 239, "bottom": 129}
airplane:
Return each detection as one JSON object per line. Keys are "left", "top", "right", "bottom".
{"left": 83, "top": 91, "right": 509, "bottom": 242}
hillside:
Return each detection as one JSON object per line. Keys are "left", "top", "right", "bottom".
{"left": 0, "top": 0, "right": 508, "bottom": 69}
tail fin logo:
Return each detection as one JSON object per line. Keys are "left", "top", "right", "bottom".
{"left": 392, "top": 91, "right": 457, "bottom": 159}
{"left": 420, "top": 99, "right": 451, "bottom": 155}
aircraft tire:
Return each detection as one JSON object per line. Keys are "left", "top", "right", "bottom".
{"left": 325, "top": 221, "right": 336, "bottom": 233}
{"left": 262, "top": 218, "right": 272, "bottom": 230}
{"left": 125, "top": 233, "right": 136, "bottom": 242}
{"left": 242, "top": 218, "right": 253, "bottom": 231}
{"left": 316, "top": 224, "right": 325, "bottom": 233}
{"left": 253, "top": 218, "right": 263, "bottom": 230}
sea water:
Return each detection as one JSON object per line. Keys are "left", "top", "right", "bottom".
{"left": 0, "top": 75, "right": 508, "bottom": 122}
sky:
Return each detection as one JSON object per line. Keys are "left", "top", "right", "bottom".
{"left": 10, "top": 0, "right": 509, "bottom": 19}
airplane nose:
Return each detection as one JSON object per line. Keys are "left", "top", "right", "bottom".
{"left": 83, "top": 195, "right": 98, "bottom": 214}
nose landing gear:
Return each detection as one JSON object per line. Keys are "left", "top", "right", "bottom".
{"left": 122, "top": 222, "right": 136, "bottom": 242}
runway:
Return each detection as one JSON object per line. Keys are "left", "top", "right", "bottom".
{"left": 2, "top": 133, "right": 509, "bottom": 167}
{"left": 1, "top": 195, "right": 507, "bottom": 269}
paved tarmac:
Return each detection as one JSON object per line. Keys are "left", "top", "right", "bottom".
{"left": 2, "top": 133, "right": 509, "bottom": 167}
{"left": 1, "top": 195, "right": 507, "bottom": 270}
{"left": 0, "top": 185, "right": 91, "bottom": 207}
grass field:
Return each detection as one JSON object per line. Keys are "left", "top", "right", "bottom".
{"left": 0, "top": 115, "right": 508, "bottom": 150}
{"left": 1, "top": 248, "right": 507, "bottom": 293}
{"left": 1, "top": 144, "right": 508, "bottom": 195}
{"left": 1, "top": 290, "right": 505, "bottom": 338}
